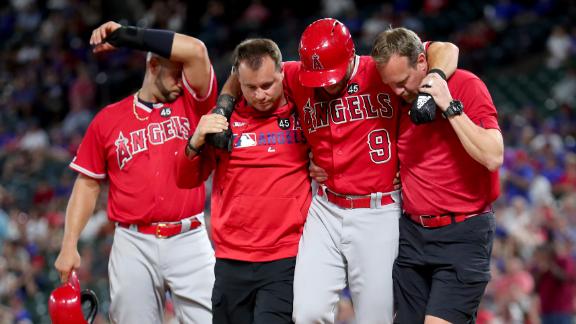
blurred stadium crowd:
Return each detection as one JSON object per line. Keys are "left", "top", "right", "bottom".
{"left": 1, "top": 0, "right": 576, "bottom": 323}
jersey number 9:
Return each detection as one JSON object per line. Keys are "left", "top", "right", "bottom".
{"left": 367, "top": 129, "right": 391, "bottom": 164}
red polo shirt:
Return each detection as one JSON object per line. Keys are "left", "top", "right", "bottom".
{"left": 398, "top": 69, "right": 501, "bottom": 215}
{"left": 176, "top": 95, "right": 312, "bottom": 262}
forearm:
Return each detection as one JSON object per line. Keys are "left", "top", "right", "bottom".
{"left": 448, "top": 114, "right": 504, "bottom": 171}
{"left": 103, "top": 24, "right": 211, "bottom": 92}
{"left": 105, "top": 25, "right": 175, "bottom": 58}
{"left": 427, "top": 42, "right": 459, "bottom": 78}
{"left": 61, "top": 175, "right": 100, "bottom": 247}
{"left": 170, "top": 34, "right": 209, "bottom": 68}
{"left": 172, "top": 33, "right": 212, "bottom": 96}
{"left": 104, "top": 25, "right": 208, "bottom": 63}
{"left": 221, "top": 72, "right": 241, "bottom": 98}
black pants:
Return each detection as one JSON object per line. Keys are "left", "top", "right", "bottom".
{"left": 394, "top": 212, "right": 495, "bottom": 324}
{"left": 212, "top": 257, "right": 295, "bottom": 324}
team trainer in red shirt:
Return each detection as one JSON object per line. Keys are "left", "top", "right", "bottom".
{"left": 372, "top": 27, "right": 504, "bottom": 324}
{"left": 176, "top": 39, "right": 311, "bottom": 324}
{"left": 54, "top": 21, "right": 217, "bottom": 323}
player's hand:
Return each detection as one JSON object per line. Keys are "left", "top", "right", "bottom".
{"left": 418, "top": 72, "right": 452, "bottom": 111}
{"left": 54, "top": 245, "right": 81, "bottom": 283}
{"left": 309, "top": 159, "right": 328, "bottom": 183}
{"left": 190, "top": 113, "right": 229, "bottom": 150}
{"left": 90, "top": 21, "right": 122, "bottom": 53}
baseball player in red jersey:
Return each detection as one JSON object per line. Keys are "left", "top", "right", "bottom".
{"left": 54, "top": 21, "right": 217, "bottom": 323}
{"left": 279, "top": 19, "right": 460, "bottom": 324}
{"left": 372, "top": 27, "right": 503, "bottom": 324}
{"left": 176, "top": 38, "right": 311, "bottom": 324}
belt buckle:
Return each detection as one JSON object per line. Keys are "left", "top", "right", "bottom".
{"left": 345, "top": 196, "right": 354, "bottom": 209}
{"left": 419, "top": 215, "right": 432, "bottom": 228}
{"left": 156, "top": 223, "right": 167, "bottom": 238}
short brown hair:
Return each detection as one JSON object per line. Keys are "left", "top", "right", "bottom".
{"left": 371, "top": 27, "right": 424, "bottom": 67}
{"left": 232, "top": 38, "right": 282, "bottom": 72}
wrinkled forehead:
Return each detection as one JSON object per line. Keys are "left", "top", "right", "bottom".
{"left": 378, "top": 55, "right": 412, "bottom": 84}
{"left": 238, "top": 57, "right": 280, "bottom": 83}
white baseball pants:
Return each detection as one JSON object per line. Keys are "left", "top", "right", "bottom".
{"left": 293, "top": 193, "right": 400, "bottom": 324}
{"left": 108, "top": 214, "right": 215, "bottom": 324}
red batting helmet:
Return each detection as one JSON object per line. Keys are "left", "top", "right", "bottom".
{"left": 48, "top": 271, "right": 99, "bottom": 324}
{"left": 298, "top": 18, "right": 355, "bottom": 87}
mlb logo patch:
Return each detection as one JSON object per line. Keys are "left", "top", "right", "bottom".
{"left": 235, "top": 133, "right": 257, "bottom": 148}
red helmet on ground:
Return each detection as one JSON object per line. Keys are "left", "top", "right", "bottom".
{"left": 298, "top": 18, "right": 355, "bottom": 87}
{"left": 48, "top": 271, "right": 99, "bottom": 324}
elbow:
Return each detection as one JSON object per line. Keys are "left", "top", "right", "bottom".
{"left": 176, "top": 33, "right": 209, "bottom": 62}
{"left": 484, "top": 154, "right": 503, "bottom": 172}
{"left": 428, "top": 42, "right": 459, "bottom": 76}
{"left": 189, "top": 38, "right": 208, "bottom": 61}
{"left": 445, "top": 42, "right": 460, "bottom": 71}
{"left": 480, "top": 132, "right": 503, "bottom": 172}
{"left": 435, "top": 41, "right": 459, "bottom": 60}
{"left": 447, "top": 42, "right": 459, "bottom": 58}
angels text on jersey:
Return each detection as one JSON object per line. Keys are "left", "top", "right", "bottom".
{"left": 233, "top": 130, "right": 307, "bottom": 149}
{"left": 231, "top": 114, "right": 306, "bottom": 149}
{"left": 302, "top": 93, "right": 394, "bottom": 133}
{"left": 115, "top": 116, "right": 190, "bottom": 169}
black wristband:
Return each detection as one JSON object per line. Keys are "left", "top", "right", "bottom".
{"left": 186, "top": 135, "right": 203, "bottom": 156}
{"left": 105, "top": 26, "right": 175, "bottom": 58}
{"left": 212, "top": 94, "right": 236, "bottom": 120}
{"left": 428, "top": 68, "right": 447, "bottom": 80}
{"left": 218, "top": 93, "right": 237, "bottom": 106}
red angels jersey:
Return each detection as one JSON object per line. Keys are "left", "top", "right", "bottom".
{"left": 176, "top": 96, "right": 312, "bottom": 262}
{"left": 70, "top": 69, "right": 217, "bottom": 224}
{"left": 398, "top": 69, "right": 501, "bottom": 215}
{"left": 283, "top": 56, "right": 401, "bottom": 195}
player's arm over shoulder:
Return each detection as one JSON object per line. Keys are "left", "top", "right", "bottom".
{"left": 280, "top": 61, "right": 301, "bottom": 94}
{"left": 171, "top": 34, "right": 212, "bottom": 98}
{"left": 426, "top": 41, "right": 459, "bottom": 78}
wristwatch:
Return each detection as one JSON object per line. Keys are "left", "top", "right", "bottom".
{"left": 442, "top": 100, "right": 463, "bottom": 118}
